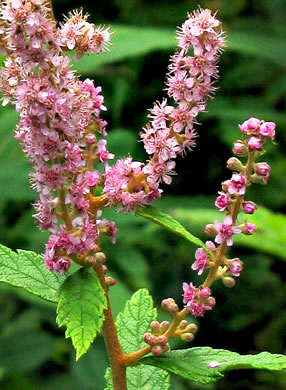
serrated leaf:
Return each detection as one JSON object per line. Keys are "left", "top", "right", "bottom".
{"left": 140, "top": 347, "right": 286, "bottom": 384}
{"left": 56, "top": 268, "right": 107, "bottom": 360}
{"left": 105, "top": 289, "right": 170, "bottom": 390}
{"left": 0, "top": 244, "right": 65, "bottom": 302}
{"left": 136, "top": 206, "right": 213, "bottom": 256}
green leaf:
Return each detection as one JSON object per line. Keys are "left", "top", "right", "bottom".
{"left": 105, "top": 288, "right": 170, "bottom": 389}
{"left": 0, "top": 330, "right": 57, "bottom": 372}
{"left": 140, "top": 347, "right": 286, "bottom": 384}
{"left": 0, "top": 244, "right": 64, "bottom": 302}
{"left": 136, "top": 205, "right": 213, "bottom": 256}
{"left": 228, "top": 31, "right": 286, "bottom": 68}
{"left": 0, "top": 108, "right": 34, "bottom": 203}
{"left": 56, "top": 268, "right": 107, "bottom": 360}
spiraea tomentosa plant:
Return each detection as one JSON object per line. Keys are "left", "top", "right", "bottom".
{"left": 0, "top": 1, "right": 285, "bottom": 389}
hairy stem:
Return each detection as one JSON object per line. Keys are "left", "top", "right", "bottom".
{"left": 94, "top": 262, "right": 127, "bottom": 390}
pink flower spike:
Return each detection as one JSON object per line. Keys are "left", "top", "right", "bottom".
{"left": 248, "top": 136, "right": 262, "bottom": 150}
{"left": 228, "top": 173, "right": 246, "bottom": 195}
{"left": 214, "top": 215, "right": 241, "bottom": 246}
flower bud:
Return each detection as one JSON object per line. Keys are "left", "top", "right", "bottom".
{"left": 150, "top": 321, "right": 160, "bottom": 333}
{"left": 86, "top": 133, "right": 96, "bottom": 143}
{"left": 233, "top": 141, "right": 247, "bottom": 156}
{"left": 162, "top": 344, "right": 169, "bottom": 353}
{"left": 207, "top": 296, "right": 216, "bottom": 308}
{"left": 181, "top": 333, "right": 194, "bottom": 342}
{"left": 204, "top": 224, "right": 217, "bottom": 235}
{"left": 95, "top": 252, "right": 106, "bottom": 263}
{"left": 179, "top": 320, "right": 188, "bottom": 330}
{"left": 246, "top": 117, "right": 261, "bottom": 130}
{"left": 221, "top": 180, "right": 230, "bottom": 192}
{"left": 226, "top": 157, "right": 244, "bottom": 171}
{"left": 247, "top": 136, "right": 262, "bottom": 150}
{"left": 259, "top": 122, "right": 275, "bottom": 139}
{"left": 157, "top": 335, "right": 167, "bottom": 345}
{"left": 255, "top": 162, "right": 270, "bottom": 176}
{"left": 186, "top": 323, "right": 198, "bottom": 334}
{"left": 105, "top": 276, "right": 116, "bottom": 286}
{"left": 160, "top": 321, "right": 170, "bottom": 333}
{"left": 151, "top": 345, "right": 162, "bottom": 356}
{"left": 250, "top": 173, "right": 268, "bottom": 185}
{"left": 242, "top": 201, "right": 257, "bottom": 214}
{"left": 199, "top": 287, "right": 211, "bottom": 298}
{"left": 222, "top": 276, "right": 236, "bottom": 288}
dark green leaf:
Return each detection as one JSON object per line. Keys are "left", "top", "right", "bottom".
{"left": 140, "top": 347, "right": 286, "bottom": 384}
{"left": 136, "top": 206, "right": 214, "bottom": 256}
{"left": 56, "top": 268, "right": 107, "bottom": 360}
{"left": 0, "top": 244, "right": 64, "bottom": 302}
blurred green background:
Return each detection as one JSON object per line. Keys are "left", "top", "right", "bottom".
{"left": 1, "top": 0, "right": 286, "bottom": 389}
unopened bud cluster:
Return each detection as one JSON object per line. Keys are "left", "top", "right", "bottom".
{"left": 182, "top": 117, "right": 275, "bottom": 316}
{"left": 143, "top": 320, "right": 171, "bottom": 356}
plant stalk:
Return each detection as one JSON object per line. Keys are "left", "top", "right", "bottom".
{"left": 94, "top": 262, "right": 127, "bottom": 390}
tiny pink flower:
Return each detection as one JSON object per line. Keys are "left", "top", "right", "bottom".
{"left": 214, "top": 215, "right": 241, "bottom": 246}
{"left": 182, "top": 282, "right": 196, "bottom": 305}
{"left": 245, "top": 222, "right": 257, "bottom": 235}
{"left": 228, "top": 258, "right": 242, "bottom": 277}
{"left": 246, "top": 117, "right": 261, "bottom": 130}
{"left": 259, "top": 122, "right": 276, "bottom": 139}
{"left": 192, "top": 248, "right": 207, "bottom": 275}
{"left": 86, "top": 133, "right": 96, "bottom": 143}
{"left": 242, "top": 201, "right": 257, "bottom": 214}
{"left": 233, "top": 141, "right": 247, "bottom": 156}
{"left": 215, "top": 191, "right": 229, "bottom": 211}
{"left": 199, "top": 287, "right": 211, "bottom": 298}
{"left": 255, "top": 162, "right": 270, "bottom": 176}
{"left": 84, "top": 170, "right": 100, "bottom": 187}
{"left": 206, "top": 240, "right": 216, "bottom": 252}
{"left": 247, "top": 136, "right": 262, "bottom": 150}
{"left": 228, "top": 173, "right": 246, "bottom": 195}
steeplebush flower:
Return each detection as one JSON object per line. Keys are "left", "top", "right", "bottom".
{"left": 182, "top": 116, "right": 276, "bottom": 317}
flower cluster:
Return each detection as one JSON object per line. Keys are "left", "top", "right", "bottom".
{"left": 103, "top": 8, "right": 225, "bottom": 211}
{"left": 182, "top": 117, "right": 275, "bottom": 316}
{"left": 0, "top": 0, "right": 113, "bottom": 272}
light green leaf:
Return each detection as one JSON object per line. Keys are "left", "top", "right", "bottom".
{"left": 140, "top": 347, "right": 286, "bottom": 384}
{"left": 0, "top": 109, "right": 34, "bottom": 202}
{"left": 0, "top": 244, "right": 64, "bottom": 302}
{"left": 56, "top": 268, "right": 107, "bottom": 360}
{"left": 136, "top": 206, "right": 214, "bottom": 256}
{"left": 105, "top": 288, "right": 170, "bottom": 389}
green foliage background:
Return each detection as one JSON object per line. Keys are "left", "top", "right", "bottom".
{"left": 1, "top": 0, "right": 286, "bottom": 388}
